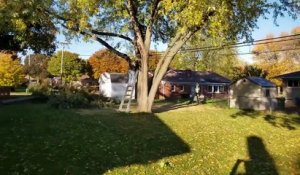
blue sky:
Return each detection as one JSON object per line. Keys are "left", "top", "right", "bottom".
{"left": 56, "top": 13, "right": 299, "bottom": 64}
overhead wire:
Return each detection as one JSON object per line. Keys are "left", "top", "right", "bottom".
{"left": 77, "top": 33, "right": 300, "bottom": 57}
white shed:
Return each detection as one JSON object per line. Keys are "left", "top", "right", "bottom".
{"left": 98, "top": 71, "right": 136, "bottom": 100}
{"left": 229, "top": 77, "right": 277, "bottom": 110}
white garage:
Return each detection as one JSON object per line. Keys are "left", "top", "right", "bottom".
{"left": 229, "top": 77, "right": 277, "bottom": 110}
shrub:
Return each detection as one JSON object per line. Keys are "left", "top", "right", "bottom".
{"left": 27, "top": 83, "right": 50, "bottom": 97}
{"left": 90, "top": 97, "right": 117, "bottom": 109}
{"left": 48, "top": 88, "right": 90, "bottom": 109}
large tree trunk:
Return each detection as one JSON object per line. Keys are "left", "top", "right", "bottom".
{"left": 147, "top": 30, "right": 197, "bottom": 111}
{"left": 137, "top": 55, "right": 149, "bottom": 112}
{"left": 136, "top": 43, "right": 150, "bottom": 112}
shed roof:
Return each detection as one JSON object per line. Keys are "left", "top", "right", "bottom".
{"left": 247, "top": 77, "right": 276, "bottom": 87}
{"left": 274, "top": 70, "right": 300, "bottom": 79}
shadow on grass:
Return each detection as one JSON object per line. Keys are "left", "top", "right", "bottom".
{"left": 205, "top": 99, "right": 229, "bottom": 108}
{"left": 231, "top": 110, "right": 300, "bottom": 130}
{"left": 230, "top": 136, "right": 278, "bottom": 175}
{"left": 0, "top": 104, "right": 190, "bottom": 174}
{"left": 231, "top": 109, "right": 260, "bottom": 119}
{"left": 264, "top": 114, "right": 300, "bottom": 130}
{"left": 153, "top": 100, "right": 198, "bottom": 113}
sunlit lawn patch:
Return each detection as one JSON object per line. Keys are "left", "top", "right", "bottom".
{"left": 0, "top": 102, "right": 299, "bottom": 174}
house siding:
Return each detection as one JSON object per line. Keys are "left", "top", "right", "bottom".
{"left": 282, "top": 80, "right": 300, "bottom": 108}
{"left": 230, "top": 78, "right": 277, "bottom": 110}
{"left": 158, "top": 82, "right": 192, "bottom": 99}
{"left": 158, "top": 82, "right": 229, "bottom": 99}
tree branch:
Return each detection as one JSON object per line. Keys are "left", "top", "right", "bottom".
{"left": 144, "top": 0, "right": 161, "bottom": 51}
{"left": 59, "top": 23, "right": 133, "bottom": 64}
{"left": 125, "top": 0, "right": 146, "bottom": 52}
{"left": 94, "top": 37, "right": 132, "bottom": 63}
{"left": 91, "top": 30, "right": 133, "bottom": 44}
{"left": 44, "top": 9, "right": 134, "bottom": 45}
{"left": 153, "top": 32, "right": 183, "bottom": 78}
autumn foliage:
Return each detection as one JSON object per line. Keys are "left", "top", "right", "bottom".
{"left": 88, "top": 49, "right": 129, "bottom": 79}
{"left": 253, "top": 26, "right": 300, "bottom": 85}
{"left": 0, "top": 53, "right": 24, "bottom": 87}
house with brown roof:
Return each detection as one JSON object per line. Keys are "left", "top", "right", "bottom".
{"left": 275, "top": 71, "right": 300, "bottom": 108}
{"left": 158, "top": 69, "right": 231, "bottom": 99}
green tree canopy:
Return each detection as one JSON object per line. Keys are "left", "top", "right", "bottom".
{"left": 171, "top": 36, "right": 241, "bottom": 79}
{"left": 0, "top": 0, "right": 56, "bottom": 54}
{"left": 0, "top": 53, "right": 24, "bottom": 87}
{"left": 232, "top": 65, "right": 268, "bottom": 81}
{"left": 47, "top": 51, "right": 86, "bottom": 81}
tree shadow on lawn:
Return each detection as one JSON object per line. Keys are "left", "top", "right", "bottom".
{"left": 230, "top": 136, "right": 279, "bottom": 175}
{"left": 0, "top": 105, "right": 190, "bottom": 174}
{"left": 231, "top": 110, "right": 300, "bottom": 130}
{"left": 153, "top": 100, "right": 198, "bottom": 113}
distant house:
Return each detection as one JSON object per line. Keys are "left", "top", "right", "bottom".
{"left": 229, "top": 77, "right": 277, "bottom": 110}
{"left": 158, "top": 70, "right": 231, "bottom": 99}
{"left": 79, "top": 75, "right": 97, "bottom": 86}
{"left": 275, "top": 71, "right": 300, "bottom": 108}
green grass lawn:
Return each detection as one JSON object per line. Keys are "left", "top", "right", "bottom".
{"left": 0, "top": 102, "right": 299, "bottom": 174}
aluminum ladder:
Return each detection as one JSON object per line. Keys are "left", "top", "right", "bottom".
{"left": 119, "top": 71, "right": 138, "bottom": 112}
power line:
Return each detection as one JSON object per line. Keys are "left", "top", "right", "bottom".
{"left": 180, "top": 33, "right": 300, "bottom": 52}
{"left": 179, "top": 37, "right": 300, "bottom": 53}
{"left": 237, "top": 47, "right": 300, "bottom": 56}
{"left": 77, "top": 33, "right": 300, "bottom": 57}
{"left": 180, "top": 47, "right": 300, "bottom": 58}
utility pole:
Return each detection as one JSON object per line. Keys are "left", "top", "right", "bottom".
{"left": 60, "top": 42, "right": 69, "bottom": 85}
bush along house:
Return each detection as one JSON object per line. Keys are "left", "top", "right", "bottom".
{"left": 157, "top": 69, "right": 231, "bottom": 100}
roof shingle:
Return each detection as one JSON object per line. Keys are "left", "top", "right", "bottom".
{"left": 162, "top": 70, "right": 231, "bottom": 84}
{"left": 247, "top": 77, "right": 276, "bottom": 87}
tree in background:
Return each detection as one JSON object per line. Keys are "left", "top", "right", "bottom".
{"left": 0, "top": 53, "right": 24, "bottom": 87}
{"left": 24, "top": 54, "right": 50, "bottom": 83}
{"left": 253, "top": 27, "right": 300, "bottom": 85}
{"left": 232, "top": 65, "right": 267, "bottom": 81}
{"left": 88, "top": 49, "right": 129, "bottom": 79}
{"left": 171, "top": 36, "right": 241, "bottom": 79}
{"left": 48, "top": 51, "right": 86, "bottom": 82}
{"left": 0, "top": 1, "right": 56, "bottom": 54}
{"left": 148, "top": 51, "right": 161, "bottom": 71}
{"left": 45, "top": 0, "right": 299, "bottom": 112}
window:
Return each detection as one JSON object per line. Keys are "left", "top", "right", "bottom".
{"left": 179, "top": 85, "right": 184, "bottom": 91}
{"left": 213, "top": 86, "right": 218, "bottom": 93}
{"left": 171, "top": 85, "right": 184, "bottom": 92}
{"left": 171, "top": 85, "right": 176, "bottom": 92}
{"left": 208, "top": 86, "right": 213, "bottom": 93}
{"left": 288, "top": 80, "right": 293, "bottom": 87}
{"left": 207, "top": 85, "right": 225, "bottom": 93}
{"left": 219, "top": 86, "right": 225, "bottom": 93}
{"left": 265, "top": 89, "right": 270, "bottom": 97}
{"left": 287, "top": 80, "right": 300, "bottom": 87}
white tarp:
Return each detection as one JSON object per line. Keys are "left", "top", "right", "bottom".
{"left": 98, "top": 72, "right": 136, "bottom": 100}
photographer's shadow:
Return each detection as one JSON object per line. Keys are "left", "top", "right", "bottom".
{"left": 230, "top": 136, "right": 278, "bottom": 175}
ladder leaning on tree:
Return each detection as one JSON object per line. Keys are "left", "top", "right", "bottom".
{"left": 118, "top": 70, "right": 138, "bottom": 112}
